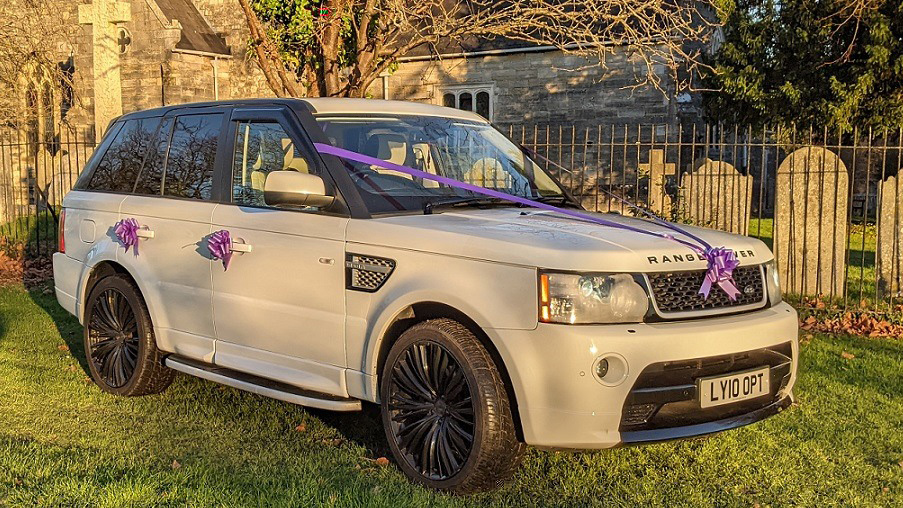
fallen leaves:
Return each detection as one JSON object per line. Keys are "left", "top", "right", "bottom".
{"left": 800, "top": 311, "right": 903, "bottom": 338}
{"left": 57, "top": 344, "right": 69, "bottom": 352}
{"left": 798, "top": 297, "right": 903, "bottom": 339}
{"left": 840, "top": 351, "right": 855, "bottom": 360}
{"left": 294, "top": 423, "right": 306, "bottom": 432}
{"left": 0, "top": 248, "right": 53, "bottom": 287}
{"left": 375, "top": 457, "right": 389, "bottom": 466}
{"left": 171, "top": 459, "right": 181, "bottom": 470}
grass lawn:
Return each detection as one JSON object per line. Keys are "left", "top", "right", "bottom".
{"left": 1, "top": 284, "right": 902, "bottom": 507}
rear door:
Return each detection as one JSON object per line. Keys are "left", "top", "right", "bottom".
{"left": 209, "top": 107, "right": 350, "bottom": 396}
{"left": 119, "top": 109, "right": 229, "bottom": 362}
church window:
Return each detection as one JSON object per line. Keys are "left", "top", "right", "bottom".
{"left": 439, "top": 85, "right": 495, "bottom": 120}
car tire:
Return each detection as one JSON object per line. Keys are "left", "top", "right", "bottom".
{"left": 380, "top": 318, "right": 526, "bottom": 494}
{"left": 83, "top": 274, "right": 175, "bottom": 396}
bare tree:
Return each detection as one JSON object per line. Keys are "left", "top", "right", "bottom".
{"left": 238, "top": 0, "right": 723, "bottom": 98}
{"left": 0, "top": 0, "right": 79, "bottom": 122}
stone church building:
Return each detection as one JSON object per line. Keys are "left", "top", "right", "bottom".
{"left": 65, "top": 0, "right": 694, "bottom": 135}
{"left": 0, "top": 0, "right": 700, "bottom": 225}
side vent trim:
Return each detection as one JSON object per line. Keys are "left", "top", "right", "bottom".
{"left": 346, "top": 254, "right": 396, "bottom": 292}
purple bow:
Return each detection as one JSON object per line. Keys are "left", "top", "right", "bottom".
{"left": 208, "top": 230, "right": 233, "bottom": 271}
{"left": 114, "top": 218, "right": 140, "bottom": 256}
{"left": 699, "top": 248, "right": 741, "bottom": 301}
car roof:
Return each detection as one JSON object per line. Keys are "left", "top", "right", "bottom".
{"left": 302, "top": 98, "right": 488, "bottom": 122}
{"left": 116, "top": 98, "right": 489, "bottom": 123}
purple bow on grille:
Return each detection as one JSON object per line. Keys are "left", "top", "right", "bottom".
{"left": 699, "top": 247, "right": 741, "bottom": 301}
{"left": 208, "top": 229, "right": 233, "bottom": 271}
{"left": 114, "top": 218, "right": 140, "bottom": 256}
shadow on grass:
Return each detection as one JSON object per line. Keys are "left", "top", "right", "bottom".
{"left": 308, "top": 403, "right": 393, "bottom": 461}
{"left": 27, "top": 284, "right": 89, "bottom": 375}
{"left": 23, "top": 281, "right": 397, "bottom": 465}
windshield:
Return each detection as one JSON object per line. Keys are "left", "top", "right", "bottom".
{"left": 316, "top": 115, "right": 567, "bottom": 214}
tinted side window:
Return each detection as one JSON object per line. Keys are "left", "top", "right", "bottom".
{"left": 162, "top": 114, "right": 222, "bottom": 200}
{"left": 85, "top": 118, "right": 160, "bottom": 192}
{"left": 133, "top": 118, "right": 173, "bottom": 195}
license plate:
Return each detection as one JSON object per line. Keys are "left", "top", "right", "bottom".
{"left": 698, "top": 367, "right": 770, "bottom": 408}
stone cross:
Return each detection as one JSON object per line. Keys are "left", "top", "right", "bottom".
{"left": 638, "top": 149, "right": 676, "bottom": 216}
{"left": 79, "top": 0, "right": 131, "bottom": 141}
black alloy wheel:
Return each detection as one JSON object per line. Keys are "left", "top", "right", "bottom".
{"left": 83, "top": 274, "right": 175, "bottom": 396}
{"left": 380, "top": 318, "right": 526, "bottom": 494}
{"left": 386, "top": 340, "right": 476, "bottom": 480}
{"left": 87, "top": 288, "right": 140, "bottom": 388}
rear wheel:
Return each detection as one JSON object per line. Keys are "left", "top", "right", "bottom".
{"left": 380, "top": 318, "right": 525, "bottom": 494}
{"left": 84, "top": 275, "right": 174, "bottom": 396}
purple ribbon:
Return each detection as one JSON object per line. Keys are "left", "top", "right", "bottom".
{"left": 314, "top": 142, "right": 742, "bottom": 300}
{"left": 208, "top": 229, "right": 233, "bottom": 271}
{"left": 699, "top": 248, "right": 741, "bottom": 301}
{"left": 114, "top": 218, "right": 140, "bottom": 256}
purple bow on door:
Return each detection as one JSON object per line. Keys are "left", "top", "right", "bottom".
{"left": 208, "top": 229, "right": 233, "bottom": 270}
{"left": 114, "top": 218, "right": 141, "bottom": 256}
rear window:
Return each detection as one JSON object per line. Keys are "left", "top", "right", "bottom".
{"left": 161, "top": 114, "right": 222, "bottom": 200}
{"left": 133, "top": 118, "right": 172, "bottom": 196}
{"left": 83, "top": 118, "right": 161, "bottom": 193}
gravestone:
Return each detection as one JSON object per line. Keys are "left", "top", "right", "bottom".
{"left": 638, "top": 149, "right": 676, "bottom": 216}
{"left": 679, "top": 157, "right": 752, "bottom": 234}
{"left": 774, "top": 147, "right": 848, "bottom": 296}
{"left": 878, "top": 174, "right": 903, "bottom": 296}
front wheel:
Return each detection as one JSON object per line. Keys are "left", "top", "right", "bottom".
{"left": 380, "top": 318, "right": 526, "bottom": 494}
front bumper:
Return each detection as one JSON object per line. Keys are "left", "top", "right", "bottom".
{"left": 485, "top": 302, "right": 799, "bottom": 449}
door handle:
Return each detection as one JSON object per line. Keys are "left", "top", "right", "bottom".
{"left": 135, "top": 228, "right": 155, "bottom": 239}
{"left": 230, "top": 240, "right": 253, "bottom": 253}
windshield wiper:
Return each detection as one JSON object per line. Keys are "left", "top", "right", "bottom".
{"left": 423, "top": 196, "right": 516, "bottom": 214}
{"left": 533, "top": 195, "right": 581, "bottom": 208}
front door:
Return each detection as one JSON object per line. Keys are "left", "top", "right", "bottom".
{"left": 210, "top": 109, "right": 349, "bottom": 396}
{"left": 119, "top": 111, "right": 227, "bottom": 362}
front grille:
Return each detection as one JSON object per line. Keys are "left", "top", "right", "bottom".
{"left": 647, "top": 264, "right": 765, "bottom": 315}
{"left": 346, "top": 254, "right": 395, "bottom": 292}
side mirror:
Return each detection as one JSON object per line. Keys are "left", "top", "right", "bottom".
{"left": 263, "top": 171, "right": 335, "bottom": 208}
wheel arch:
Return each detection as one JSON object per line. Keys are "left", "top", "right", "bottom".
{"left": 80, "top": 260, "right": 148, "bottom": 322}
{"left": 374, "top": 301, "right": 525, "bottom": 442}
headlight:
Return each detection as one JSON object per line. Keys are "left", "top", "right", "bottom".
{"left": 764, "top": 260, "right": 782, "bottom": 305}
{"left": 539, "top": 272, "right": 649, "bottom": 324}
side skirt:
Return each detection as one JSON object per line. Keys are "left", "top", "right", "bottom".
{"left": 165, "top": 356, "right": 362, "bottom": 411}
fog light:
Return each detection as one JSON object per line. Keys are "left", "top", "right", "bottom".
{"left": 592, "top": 354, "right": 629, "bottom": 386}
{"left": 594, "top": 358, "right": 609, "bottom": 379}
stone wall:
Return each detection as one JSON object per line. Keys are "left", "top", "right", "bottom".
{"left": 80, "top": 0, "right": 273, "bottom": 123}
{"left": 377, "top": 49, "right": 678, "bottom": 128}
{"left": 194, "top": 0, "right": 276, "bottom": 100}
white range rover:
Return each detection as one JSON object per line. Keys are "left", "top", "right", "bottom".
{"left": 53, "top": 98, "right": 798, "bottom": 494}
